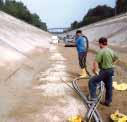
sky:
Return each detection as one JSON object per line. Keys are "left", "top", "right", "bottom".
{"left": 17, "top": 0, "right": 116, "bottom": 28}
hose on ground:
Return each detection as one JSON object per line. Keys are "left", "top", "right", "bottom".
{"left": 61, "top": 76, "right": 104, "bottom": 122}
{"left": 72, "top": 77, "right": 104, "bottom": 122}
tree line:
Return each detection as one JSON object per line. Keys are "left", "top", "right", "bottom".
{"left": 70, "top": 0, "right": 127, "bottom": 30}
{"left": 0, "top": 0, "right": 47, "bottom": 31}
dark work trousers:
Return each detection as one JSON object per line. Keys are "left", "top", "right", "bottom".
{"left": 89, "top": 68, "right": 114, "bottom": 104}
{"left": 78, "top": 52, "right": 87, "bottom": 69}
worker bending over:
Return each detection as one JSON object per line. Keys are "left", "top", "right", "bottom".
{"left": 89, "top": 37, "right": 118, "bottom": 106}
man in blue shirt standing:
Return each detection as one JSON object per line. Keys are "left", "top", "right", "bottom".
{"left": 75, "top": 30, "right": 89, "bottom": 77}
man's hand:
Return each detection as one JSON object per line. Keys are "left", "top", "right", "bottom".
{"left": 93, "top": 68, "right": 99, "bottom": 75}
{"left": 113, "top": 59, "right": 119, "bottom": 65}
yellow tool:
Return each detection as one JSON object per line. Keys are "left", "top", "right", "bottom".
{"left": 111, "top": 110, "right": 127, "bottom": 122}
{"left": 68, "top": 115, "right": 83, "bottom": 122}
{"left": 113, "top": 82, "right": 127, "bottom": 91}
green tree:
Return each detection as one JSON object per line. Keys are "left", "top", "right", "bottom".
{"left": 70, "top": 5, "right": 114, "bottom": 30}
{"left": 86, "top": 5, "right": 114, "bottom": 18}
{"left": 0, "top": 0, "right": 47, "bottom": 31}
{"left": 31, "top": 13, "right": 47, "bottom": 31}
{"left": 116, "top": 0, "right": 127, "bottom": 14}
{"left": 71, "top": 21, "right": 79, "bottom": 30}
{"left": 0, "top": 0, "right": 3, "bottom": 9}
{"left": 82, "top": 5, "right": 114, "bottom": 26}
{"left": 0, "top": 0, "right": 3, "bottom": 4}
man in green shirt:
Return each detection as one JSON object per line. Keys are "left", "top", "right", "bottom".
{"left": 89, "top": 37, "right": 118, "bottom": 106}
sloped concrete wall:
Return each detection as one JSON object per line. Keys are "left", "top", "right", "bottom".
{"left": 66, "top": 13, "right": 127, "bottom": 48}
{"left": 0, "top": 11, "right": 52, "bottom": 83}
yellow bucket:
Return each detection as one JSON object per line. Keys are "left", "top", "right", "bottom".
{"left": 68, "top": 115, "right": 83, "bottom": 122}
{"left": 111, "top": 110, "right": 127, "bottom": 122}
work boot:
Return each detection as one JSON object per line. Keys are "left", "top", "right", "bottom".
{"left": 87, "top": 95, "right": 98, "bottom": 102}
{"left": 80, "top": 68, "right": 88, "bottom": 78}
{"left": 100, "top": 101, "right": 112, "bottom": 107}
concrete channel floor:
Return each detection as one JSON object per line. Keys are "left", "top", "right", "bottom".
{"left": 0, "top": 45, "right": 86, "bottom": 122}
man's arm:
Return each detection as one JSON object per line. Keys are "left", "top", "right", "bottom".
{"left": 113, "top": 52, "right": 119, "bottom": 64}
{"left": 93, "top": 51, "right": 102, "bottom": 75}
{"left": 93, "top": 60, "right": 99, "bottom": 75}
{"left": 83, "top": 36, "right": 89, "bottom": 51}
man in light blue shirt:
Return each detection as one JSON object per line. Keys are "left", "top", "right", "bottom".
{"left": 75, "top": 30, "right": 89, "bottom": 77}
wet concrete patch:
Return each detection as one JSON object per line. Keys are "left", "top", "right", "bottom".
{"left": 6, "top": 65, "right": 34, "bottom": 88}
{"left": 31, "top": 45, "right": 86, "bottom": 122}
{"left": 34, "top": 83, "right": 72, "bottom": 97}
{"left": 0, "top": 45, "right": 87, "bottom": 122}
{"left": 0, "top": 48, "right": 51, "bottom": 122}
